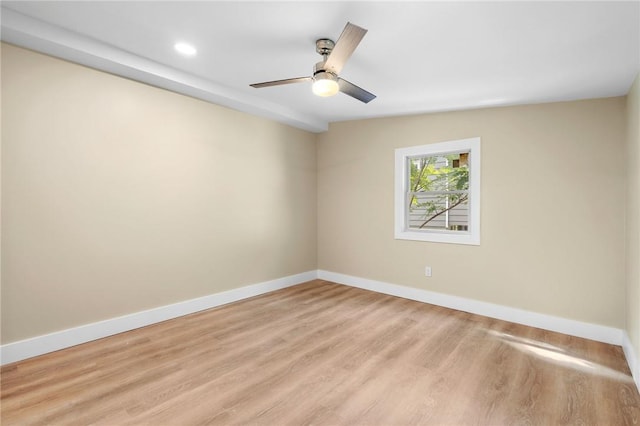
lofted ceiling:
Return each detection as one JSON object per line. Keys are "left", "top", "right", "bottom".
{"left": 1, "top": 1, "right": 639, "bottom": 133}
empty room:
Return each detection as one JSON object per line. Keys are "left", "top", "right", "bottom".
{"left": 1, "top": 1, "right": 640, "bottom": 424}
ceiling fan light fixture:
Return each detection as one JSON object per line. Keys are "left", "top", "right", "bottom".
{"left": 312, "top": 71, "right": 339, "bottom": 97}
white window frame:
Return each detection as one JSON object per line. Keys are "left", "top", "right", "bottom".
{"left": 394, "top": 137, "right": 481, "bottom": 245}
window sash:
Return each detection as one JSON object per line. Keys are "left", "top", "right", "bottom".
{"left": 406, "top": 190, "right": 470, "bottom": 232}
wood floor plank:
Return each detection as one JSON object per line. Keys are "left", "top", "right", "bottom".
{"left": 1, "top": 280, "right": 638, "bottom": 425}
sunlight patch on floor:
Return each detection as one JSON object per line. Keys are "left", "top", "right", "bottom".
{"left": 487, "top": 330, "right": 633, "bottom": 383}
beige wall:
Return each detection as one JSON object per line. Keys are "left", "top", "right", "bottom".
{"left": 1, "top": 44, "right": 317, "bottom": 343}
{"left": 627, "top": 72, "right": 640, "bottom": 370}
{"left": 1, "top": 42, "right": 632, "bottom": 347}
{"left": 318, "top": 98, "right": 627, "bottom": 328}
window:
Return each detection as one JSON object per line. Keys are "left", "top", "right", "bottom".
{"left": 395, "top": 137, "right": 480, "bottom": 245}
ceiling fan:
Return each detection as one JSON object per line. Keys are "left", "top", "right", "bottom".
{"left": 250, "top": 22, "right": 376, "bottom": 104}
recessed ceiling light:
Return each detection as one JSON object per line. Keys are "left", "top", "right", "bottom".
{"left": 174, "top": 42, "right": 197, "bottom": 56}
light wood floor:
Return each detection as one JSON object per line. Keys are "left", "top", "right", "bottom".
{"left": 2, "top": 280, "right": 639, "bottom": 425}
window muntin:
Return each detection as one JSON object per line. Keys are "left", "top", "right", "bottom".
{"left": 395, "top": 138, "right": 480, "bottom": 245}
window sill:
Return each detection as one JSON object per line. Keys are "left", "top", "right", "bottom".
{"left": 395, "top": 229, "right": 480, "bottom": 245}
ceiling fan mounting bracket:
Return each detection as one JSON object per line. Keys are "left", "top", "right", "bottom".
{"left": 315, "top": 38, "right": 335, "bottom": 56}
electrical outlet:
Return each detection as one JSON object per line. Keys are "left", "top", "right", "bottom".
{"left": 425, "top": 266, "right": 432, "bottom": 277}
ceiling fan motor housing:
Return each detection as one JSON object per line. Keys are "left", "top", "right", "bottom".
{"left": 313, "top": 62, "right": 337, "bottom": 80}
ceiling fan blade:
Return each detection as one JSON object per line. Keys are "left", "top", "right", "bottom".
{"left": 250, "top": 77, "right": 311, "bottom": 88}
{"left": 338, "top": 78, "right": 376, "bottom": 103}
{"left": 324, "top": 22, "right": 367, "bottom": 75}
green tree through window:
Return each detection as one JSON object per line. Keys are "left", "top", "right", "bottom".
{"left": 408, "top": 153, "right": 469, "bottom": 230}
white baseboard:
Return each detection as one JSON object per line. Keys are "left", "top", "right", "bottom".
{"left": 2, "top": 269, "right": 630, "bottom": 374}
{"left": 622, "top": 331, "right": 640, "bottom": 392}
{"left": 0, "top": 270, "right": 318, "bottom": 365}
{"left": 317, "top": 270, "right": 623, "bottom": 346}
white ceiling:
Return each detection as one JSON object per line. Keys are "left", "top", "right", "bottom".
{"left": 2, "top": 1, "right": 639, "bottom": 133}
